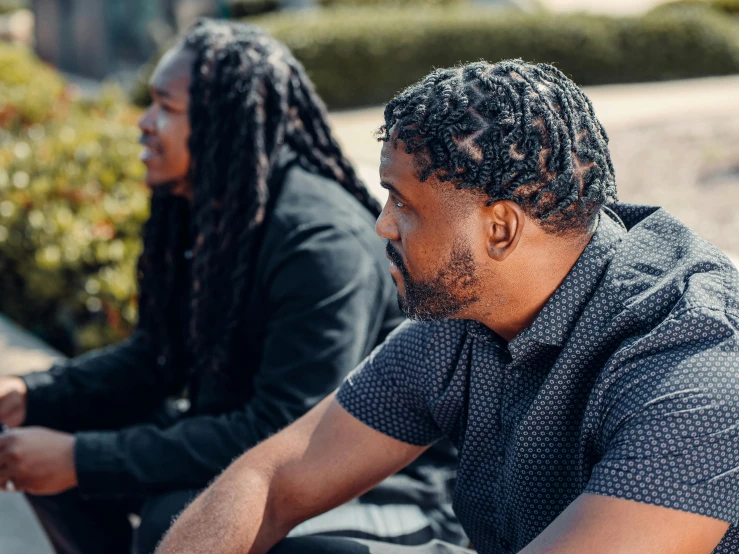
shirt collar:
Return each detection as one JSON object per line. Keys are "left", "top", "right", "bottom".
{"left": 507, "top": 211, "right": 625, "bottom": 352}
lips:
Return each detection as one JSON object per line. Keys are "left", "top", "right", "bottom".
{"left": 385, "top": 242, "right": 408, "bottom": 278}
{"left": 140, "top": 146, "right": 158, "bottom": 162}
{"left": 139, "top": 137, "right": 162, "bottom": 162}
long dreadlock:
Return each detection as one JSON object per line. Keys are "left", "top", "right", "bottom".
{"left": 380, "top": 59, "right": 617, "bottom": 234}
{"left": 137, "top": 19, "right": 379, "bottom": 378}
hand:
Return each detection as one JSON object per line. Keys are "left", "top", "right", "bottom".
{"left": 0, "top": 376, "right": 28, "bottom": 429}
{"left": 0, "top": 427, "right": 77, "bottom": 495}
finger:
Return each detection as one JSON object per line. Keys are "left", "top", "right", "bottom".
{"left": 0, "top": 431, "right": 14, "bottom": 454}
{"left": 1, "top": 409, "right": 22, "bottom": 429}
{"left": 0, "top": 397, "right": 20, "bottom": 421}
{"left": 0, "top": 463, "right": 13, "bottom": 491}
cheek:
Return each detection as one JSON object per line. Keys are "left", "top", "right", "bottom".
{"left": 398, "top": 219, "right": 439, "bottom": 274}
{"left": 155, "top": 110, "right": 171, "bottom": 133}
{"left": 158, "top": 113, "right": 191, "bottom": 165}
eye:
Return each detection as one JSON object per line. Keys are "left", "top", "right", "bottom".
{"left": 387, "top": 192, "right": 405, "bottom": 209}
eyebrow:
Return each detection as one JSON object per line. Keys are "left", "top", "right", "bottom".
{"left": 380, "top": 181, "right": 409, "bottom": 201}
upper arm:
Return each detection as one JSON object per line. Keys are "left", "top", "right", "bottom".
{"left": 228, "top": 395, "right": 428, "bottom": 531}
{"left": 519, "top": 493, "right": 730, "bottom": 554}
{"left": 523, "top": 309, "right": 739, "bottom": 553}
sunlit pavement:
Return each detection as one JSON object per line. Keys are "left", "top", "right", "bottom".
{"left": 0, "top": 316, "right": 57, "bottom": 553}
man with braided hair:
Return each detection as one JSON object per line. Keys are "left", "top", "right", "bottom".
{"left": 158, "top": 59, "right": 739, "bottom": 554}
{"left": 0, "top": 20, "right": 464, "bottom": 553}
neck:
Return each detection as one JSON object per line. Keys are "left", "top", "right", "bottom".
{"left": 150, "top": 178, "right": 193, "bottom": 203}
{"left": 472, "top": 232, "right": 593, "bottom": 342}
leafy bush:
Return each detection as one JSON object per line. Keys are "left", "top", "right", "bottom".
{"left": 0, "top": 45, "right": 148, "bottom": 356}
{"left": 131, "top": 5, "right": 739, "bottom": 110}
{"left": 320, "top": 0, "right": 467, "bottom": 6}
{"left": 227, "top": 0, "right": 280, "bottom": 18}
{"left": 252, "top": 6, "right": 739, "bottom": 108}
{"left": 713, "top": 0, "right": 739, "bottom": 13}
{"left": 0, "top": 43, "right": 67, "bottom": 129}
{"left": 0, "top": 0, "right": 27, "bottom": 15}
{"left": 651, "top": 0, "right": 739, "bottom": 16}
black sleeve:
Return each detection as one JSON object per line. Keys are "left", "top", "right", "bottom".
{"left": 21, "top": 330, "right": 185, "bottom": 432}
{"left": 74, "top": 223, "right": 390, "bottom": 497}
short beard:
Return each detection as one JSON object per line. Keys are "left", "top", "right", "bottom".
{"left": 386, "top": 239, "right": 480, "bottom": 321}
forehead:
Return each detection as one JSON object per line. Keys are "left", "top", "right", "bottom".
{"left": 380, "top": 138, "right": 486, "bottom": 213}
{"left": 149, "top": 45, "right": 195, "bottom": 95}
{"left": 380, "top": 140, "right": 425, "bottom": 185}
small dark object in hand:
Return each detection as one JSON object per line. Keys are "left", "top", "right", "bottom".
{"left": 0, "top": 423, "right": 8, "bottom": 434}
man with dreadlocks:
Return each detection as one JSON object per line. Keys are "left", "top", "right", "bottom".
{"left": 0, "top": 20, "right": 465, "bottom": 554}
{"left": 157, "top": 59, "right": 739, "bottom": 554}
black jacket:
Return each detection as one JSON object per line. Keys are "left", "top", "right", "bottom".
{"left": 21, "top": 155, "right": 426, "bottom": 498}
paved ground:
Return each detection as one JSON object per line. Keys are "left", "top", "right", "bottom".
{"left": 0, "top": 317, "right": 57, "bottom": 554}
{"left": 1, "top": 74, "right": 738, "bottom": 552}
{"left": 539, "top": 0, "right": 671, "bottom": 15}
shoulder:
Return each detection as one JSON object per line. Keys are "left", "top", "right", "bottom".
{"left": 377, "top": 318, "right": 469, "bottom": 358}
{"left": 360, "top": 319, "right": 470, "bottom": 388}
{"left": 257, "top": 164, "right": 388, "bottom": 290}
{"left": 338, "top": 318, "right": 469, "bottom": 444}
{"left": 600, "top": 305, "right": 739, "bottom": 437}
{"left": 268, "top": 163, "right": 378, "bottom": 241}
{"left": 604, "top": 207, "right": 739, "bottom": 318}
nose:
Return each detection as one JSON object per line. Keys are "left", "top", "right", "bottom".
{"left": 375, "top": 200, "right": 400, "bottom": 241}
{"left": 138, "top": 105, "right": 157, "bottom": 135}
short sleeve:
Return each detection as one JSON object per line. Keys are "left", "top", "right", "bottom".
{"left": 586, "top": 307, "right": 739, "bottom": 523}
{"left": 337, "top": 320, "right": 444, "bottom": 446}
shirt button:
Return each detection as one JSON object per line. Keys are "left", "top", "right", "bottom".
{"left": 497, "top": 452, "right": 505, "bottom": 463}
{"left": 184, "top": 249, "right": 194, "bottom": 260}
{"left": 157, "top": 355, "right": 167, "bottom": 366}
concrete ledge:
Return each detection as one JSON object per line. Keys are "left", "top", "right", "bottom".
{"left": 0, "top": 316, "right": 58, "bottom": 553}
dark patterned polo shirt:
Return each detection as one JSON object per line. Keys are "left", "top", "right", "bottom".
{"left": 337, "top": 203, "right": 739, "bottom": 554}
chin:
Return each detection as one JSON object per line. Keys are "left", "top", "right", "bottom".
{"left": 145, "top": 175, "right": 168, "bottom": 187}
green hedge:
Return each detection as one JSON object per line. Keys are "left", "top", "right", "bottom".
{"left": 251, "top": 6, "right": 739, "bottom": 108}
{"left": 131, "top": 6, "right": 739, "bottom": 109}
{"left": 0, "top": 44, "right": 66, "bottom": 129}
{"left": 652, "top": 0, "right": 739, "bottom": 15}
{"left": 227, "top": 0, "right": 280, "bottom": 18}
{"left": 0, "top": 0, "right": 27, "bottom": 15}
{"left": 320, "top": 0, "right": 467, "bottom": 6}
{"left": 0, "top": 45, "right": 147, "bottom": 355}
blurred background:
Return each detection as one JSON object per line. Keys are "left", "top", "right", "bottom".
{"left": 0, "top": 0, "right": 738, "bottom": 363}
{"left": 0, "top": 1, "right": 738, "bottom": 551}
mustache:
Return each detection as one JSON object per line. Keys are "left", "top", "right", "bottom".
{"left": 385, "top": 242, "right": 408, "bottom": 275}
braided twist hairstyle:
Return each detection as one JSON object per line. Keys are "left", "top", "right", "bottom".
{"left": 380, "top": 59, "right": 617, "bottom": 234}
{"left": 137, "top": 19, "right": 378, "bottom": 377}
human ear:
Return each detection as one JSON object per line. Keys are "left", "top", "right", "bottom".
{"left": 484, "top": 200, "right": 525, "bottom": 261}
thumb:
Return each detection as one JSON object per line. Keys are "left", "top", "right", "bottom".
{"left": 0, "top": 400, "right": 24, "bottom": 429}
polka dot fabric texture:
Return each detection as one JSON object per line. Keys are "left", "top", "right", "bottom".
{"left": 338, "top": 203, "right": 739, "bottom": 554}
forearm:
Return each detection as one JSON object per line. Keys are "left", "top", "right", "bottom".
{"left": 156, "top": 458, "right": 287, "bottom": 554}
{"left": 74, "top": 400, "right": 307, "bottom": 498}
{"left": 157, "top": 397, "right": 429, "bottom": 553}
{"left": 22, "top": 332, "right": 173, "bottom": 431}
